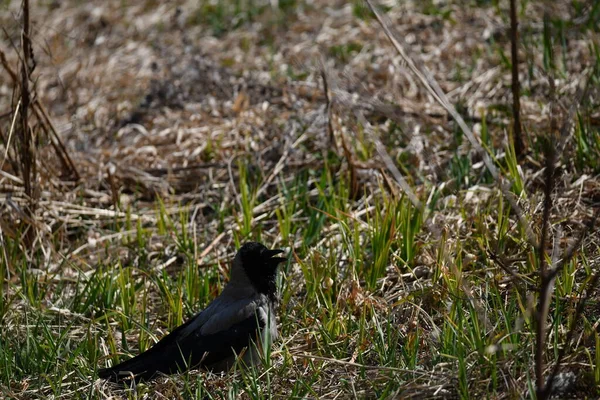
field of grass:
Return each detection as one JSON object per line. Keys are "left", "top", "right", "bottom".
{"left": 1, "top": 0, "right": 599, "bottom": 398}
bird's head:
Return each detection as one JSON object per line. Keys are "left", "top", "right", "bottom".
{"left": 232, "top": 242, "right": 287, "bottom": 297}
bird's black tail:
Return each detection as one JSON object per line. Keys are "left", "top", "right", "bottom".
{"left": 99, "top": 316, "right": 201, "bottom": 382}
{"left": 98, "top": 344, "right": 185, "bottom": 383}
{"left": 99, "top": 352, "right": 158, "bottom": 382}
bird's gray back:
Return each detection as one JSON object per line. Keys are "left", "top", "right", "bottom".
{"left": 181, "top": 283, "right": 271, "bottom": 336}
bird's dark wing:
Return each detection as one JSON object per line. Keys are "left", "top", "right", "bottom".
{"left": 98, "top": 310, "right": 265, "bottom": 382}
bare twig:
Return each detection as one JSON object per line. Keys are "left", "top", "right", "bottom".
{"left": 320, "top": 59, "right": 337, "bottom": 152}
{"left": 2, "top": 33, "right": 79, "bottom": 184}
{"left": 535, "top": 143, "right": 556, "bottom": 396}
{"left": 106, "top": 164, "right": 119, "bottom": 211}
{"left": 488, "top": 250, "right": 531, "bottom": 285}
{"left": 19, "top": 0, "right": 37, "bottom": 247}
{"left": 1, "top": 100, "right": 21, "bottom": 173}
{"left": 0, "top": 48, "right": 19, "bottom": 82}
{"left": 339, "top": 125, "right": 360, "bottom": 200}
{"left": 509, "top": 0, "right": 525, "bottom": 158}
{"left": 33, "top": 101, "right": 80, "bottom": 180}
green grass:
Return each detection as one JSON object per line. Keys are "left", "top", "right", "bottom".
{"left": 187, "top": 0, "right": 299, "bottom": 37}
{"left": 2, "top": 151, "right": 597, "bottom": 399}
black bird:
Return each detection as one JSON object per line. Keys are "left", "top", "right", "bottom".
{"left": 98, "top": 242, "right": 286, "bottom": 382}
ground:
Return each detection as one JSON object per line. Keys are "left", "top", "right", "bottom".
{"left": 0, "top": 0, "right": 599, "bottom": 399}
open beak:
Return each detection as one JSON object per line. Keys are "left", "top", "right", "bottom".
{"left": 265, "top": 248, "right": 287, "bottom": 264}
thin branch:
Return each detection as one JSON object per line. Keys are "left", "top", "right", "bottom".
{"left": 320, "top": 59, "right": 337, "bottom": 152}
{"left": 510, "top": 0, "right": 525, "bottom": 158}
{"left": 19, "top": 0, "right": 37, "bottom": 247}
{"left": 0, "top": 48, "right": 18, "bottom": 82}
{"left": 535, "top": 137, "right": 556, "bottom": 397}
{"left": 33, "top": 101, "right": 80, "bottom": 181}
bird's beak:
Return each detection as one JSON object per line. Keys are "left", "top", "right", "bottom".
{"left": 265, "top": 248, "right": 287, "bottom": 264}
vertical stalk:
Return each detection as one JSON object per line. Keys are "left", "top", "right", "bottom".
{"left": 510, "top": 0, "right": 524, "bottom": 158}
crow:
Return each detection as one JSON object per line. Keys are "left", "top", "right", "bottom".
{"left": 98, "top": 242, "right": 286, "bottom": 382}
